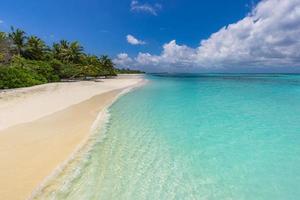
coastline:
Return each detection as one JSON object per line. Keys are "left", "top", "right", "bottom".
{"left": 0, "top": 75, "right": 144, "bottom": 131}
{"left": 0, "top": 75, "right": 145, "bottom": 200}
{"left": 31, "top": 78, "right": 147, "bottom": 200}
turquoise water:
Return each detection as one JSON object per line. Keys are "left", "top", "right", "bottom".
{"left": 39, "top": 74, "right": 300, "bottom": 199}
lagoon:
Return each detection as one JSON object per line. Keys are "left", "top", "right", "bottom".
{"left": 37, "top": 74, "right": 300, "bottom": 200}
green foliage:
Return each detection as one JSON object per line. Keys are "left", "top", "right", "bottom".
{"left": 0, "top": 26, "right": 122, "bottom": 89}
{"left": 0, "top": 32, "right": 14, "bottom": 63}
{"left": 99, "top": 55, "right": 117, "bottom": 76}
{"left": 0, "top": 66, "right": 46, "bottom": 89}
{"left": 58, "top": 64, "right": 81, "bottom": 79}
{"left": 11, "top": 56, "right": 60, "bottom": 82}
{"left": 116, "top": 68, "right": 145, "bottom": 74}
{"left": 52, "top": 40, "right": 83, "bottom": 64}
{"left": 8, "top": 27, "right": 26, "bottom": 55}
{"left": 24, "top": 36, "right": 48, "bottom": 60}
{"left": 0, "top": 32, "right": 6, "bottom": 40}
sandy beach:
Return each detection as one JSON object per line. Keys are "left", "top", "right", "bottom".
{"left": 0, "top": 75, "right": 144, "bottom": 200}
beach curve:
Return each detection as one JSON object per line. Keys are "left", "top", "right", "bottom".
{"left": 0, "top": 74, "right": 145, "bottom": 200}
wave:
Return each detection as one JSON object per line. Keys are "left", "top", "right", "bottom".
{"left": 29, "top": 80, "right": 148, "bottom": 200}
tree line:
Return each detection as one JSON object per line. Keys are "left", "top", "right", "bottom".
{"left": 0, "top": 27, "right": 143, "bottom": 89}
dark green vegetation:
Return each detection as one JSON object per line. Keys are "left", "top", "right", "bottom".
{"left": 0, "top": 27, "right": 143, "bottom": 89}
{"left": 115, "top": 68, "right": 144, "bottom": 74}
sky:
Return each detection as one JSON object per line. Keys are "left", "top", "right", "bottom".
{"left": 1, "top": 0, "right": 300, "bottom": 72}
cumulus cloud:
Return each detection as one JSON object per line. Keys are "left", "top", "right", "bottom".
{"left": 130, "top": 0, "right": 162, "bottom": 16}
{"left": 127, "top": 34, "right": 146, "bottom": 45}
{"left": 116, "top": 0, "right": 300, "bottom": 72}
{"left": 114, "top": 53, "right": 133, "bottom": 66}
{"left": 195, "top": 0, "right": 300, "bottom": 68}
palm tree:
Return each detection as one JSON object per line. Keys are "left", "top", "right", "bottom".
{"left": 59, "top": 40, "right": 69, "bottom": 49}
{"left": 0, "top": 32, "right": 14, "bottom": 63}
{"left": 8, "top": 27, "right": 27, "bottom": 55}
{"left": 52, "top": 40, "right": 69, "bottom": 61}
{"left": 99, "top": 55, "right": 112, "bottom": 66}
{"left": 24, "top": 36, "right": 47, "bottom": 60}
{"left": 0, "top": 32, "right": 6, "bottom": 41}
{"left": 67, "top": 41, "right": 83, "bottom": 63}
{"left": 80, "top": 55, "right": 102, "bottom": 77}
{"left": 99, "top": 55, "right": 116, "bottom": 76}
{"left": 52, "top": 40, "right": 83, "bottom": 63}
{"left": 52, "top": 43, "right": 61, "bottom": 59}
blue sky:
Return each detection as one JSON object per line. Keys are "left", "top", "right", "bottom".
{"left": 0, "top": 0, "right": 255, "bottom": 56}
{"left": 1, "top": 0, "right": 300, "bottom": 72}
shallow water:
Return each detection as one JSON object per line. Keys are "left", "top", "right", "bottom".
{"left": 36, "top": 74, "right": 300, "bottom": 200}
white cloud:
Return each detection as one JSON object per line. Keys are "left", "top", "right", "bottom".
{"left": 116, "top": 0, "right": 300, "bottom": 72}
{"left": 130, "top": 0, "right": 162, "bottom": 16}
{"left": 195, "top": 0, "right": 300, "bottom": 68}
{"left": 126, "top": 34, "right": 146, "bottom": 45}
{"left": 113, "top": 53, "right": 133, "bottom": 67}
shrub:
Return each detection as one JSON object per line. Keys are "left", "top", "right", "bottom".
{"left": 11, "top": 56, "right": 60, "bottom": 82}
{"left": 0, "top": 66, "right": 46, "bottom": 89}
{"left": 58, "top": 64, "right": 81, "bottom": 79}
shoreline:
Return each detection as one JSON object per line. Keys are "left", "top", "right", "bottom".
{"left": 0, "top": 74, "right": 144, "bottom": 131}
{"left": 0, "top": 75, "right": 145, "bottom": 200}
{"left": 30, "top": 78, "right": 147, "bottom": 200}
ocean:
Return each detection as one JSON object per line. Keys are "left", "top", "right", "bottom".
{"left": 35, "top": 74, "right": 300, "bottom": 200}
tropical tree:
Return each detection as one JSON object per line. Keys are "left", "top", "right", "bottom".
{"left": 52, "top": 43, "right": 61, "bottom": 60}
{"left": 80, "top": 55, "right": 103, "bottom": 77}
{"left": 66, "top": 41, "right": 83, "bottom": 63}
{"left": 0, "top": 32, "right": 6, "bottom": 40}
{"left": 59, "top": 40, "right": 69, "bottom": 49}
{"left": 53, "top": 40, "right": 67, "bottom": 61}
{"left": 0, "top": 32, "right": 7, "bottom": 62}
{"left": 52, "top": 40, "right": 83, "bottom": 63}
{"left": 8, "top": 27, "right": 27, "bottom": 56}
{"left": 0, "top": 25, "right": 131, "bottom": 89}
{"left": 0, "top": 32, "right": 14, "bottom": 63}
{"left": 99, "top": 55, "right": 116, "bottom": 76}
{"left": 24, "top": 36, "right": 47, "bottom": 60}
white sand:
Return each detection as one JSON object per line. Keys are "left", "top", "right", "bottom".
{"left": 0, "top": 74, "right": 144, "bottom": 200}
{"left": 0, "top": 74, "right": 143, "bottom": 131}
